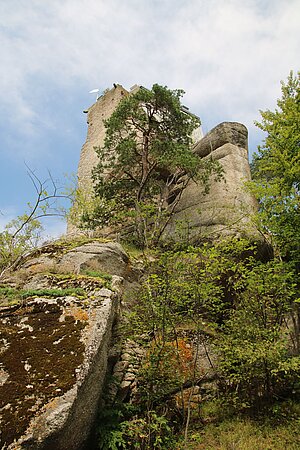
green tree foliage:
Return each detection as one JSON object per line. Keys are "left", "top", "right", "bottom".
{"left": 127, "top": 240, "right": 299, "bottom": 412}
{"left": 217, "top": 259, "right": 300, "bottom": 409}
{"left": 83, "top": 84, "right": 222, "bottom": 247}
{"left": 95, "top": 76, "right": 300, "bottom": 447}
{"left": 0, "top": 216, "right": 42, "bottom": 273}
{"left": 250, "top": 71, "right": 300, "bottom": 267}
{"left": 99, "top": 239, "right": 299, "bottom": 447}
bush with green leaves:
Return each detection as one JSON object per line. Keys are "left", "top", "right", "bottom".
{"left": 126, "top": 239, "right": 299, "bottom": 413}
{"left": 97, "top": 403, "right": 175, "bottom": 450}
{"left": 216, "top": 259, "right": 300, "bottom": 409}
{"left": 0, "top": 216, "right": 42, "bottom": 273}
{"left": 0, "top": 168, "right": 70, "bottom": 275}
{"left": 97, "top": 238, "right": 299, "bottom": 448}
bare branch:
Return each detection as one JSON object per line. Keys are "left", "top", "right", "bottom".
{"left": 11, "top": 166, "right": 69, "bottom": 239}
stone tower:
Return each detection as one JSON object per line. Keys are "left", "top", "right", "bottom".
{"left": 77, "top": 84, "right": 129, "bottom": 193}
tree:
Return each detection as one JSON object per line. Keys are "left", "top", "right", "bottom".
{"left": 0, "top": 215, "right": 42, "bottom": 275}
{"left": 216, "top": 258, "right": 299, "bottom": 410}
{"left": 83, "top": 84, "right": 222, "bottom": 247}
{"left": 0, "top": 166, "right": 69, "bottom": 276}
{"left": 250, "top": 71, "right": 300, "bottom": 268}
{"left": 127, "top": 239, "right": 299, "bottom": 413}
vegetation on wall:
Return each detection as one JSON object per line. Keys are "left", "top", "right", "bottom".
{"left": 95, "top": 73, "right": 300, "bottom": 449}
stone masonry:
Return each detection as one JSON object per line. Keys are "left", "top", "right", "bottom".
{"left": 77, "top": 85, "right": 129, "bottom": 193}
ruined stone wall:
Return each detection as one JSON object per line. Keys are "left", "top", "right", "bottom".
{"left": 76, "top": 84, "right": 202, "bottom": 193}
{"left": 67, "top": 85, "right": 129, "bottom": 235}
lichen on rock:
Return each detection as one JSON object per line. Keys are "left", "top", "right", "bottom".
{"left": 0, "top": 239, "right": 126, "bottom": 449}
{"left": 0, "top": 298, "right": 86, "bottom": 448}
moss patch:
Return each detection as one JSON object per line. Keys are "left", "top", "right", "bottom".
{"left": 0, "top": 300, "right": 87, "bottom": 448}
{"left": 0, "top": 286, "right": 87, "bottom": 307}
{"left": 0, "top": 271, "right": 109, "bottom": 307}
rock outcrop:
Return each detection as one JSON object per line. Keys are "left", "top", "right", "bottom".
{"left": 0, "top": 87, "right": 265, "bottom": 449}
{"left": 67, "top": 85, "right": 129, "bottom": 235}
{"left": 69, "top": 84, "right": 258, "bottom": 242}
{"left": 58, "top": 241, "right": 132, "bottom": 279}
{"left": 0, "top": 239, "right": 135, "bottom": 450}
{"left": 165, "top": 122, "right": 258, "bottom": 242}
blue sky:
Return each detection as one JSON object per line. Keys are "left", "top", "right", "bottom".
{"left": 0, "top": 0, "right": 299, "bottom": 238}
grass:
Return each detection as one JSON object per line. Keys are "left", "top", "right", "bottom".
{"left": 0, "top": 270, "right": 113, "bottom": 307}
{"left": 57, "top": 236, "right": 110, "bottom": 252}
{"left": 0, "top": 286, "right": 86, "bottom": 306}
{"left": 80, "top": 270, "right": 113, "bottom": 289}
{"left": 81, "top": 269, "right": 112, "bottom": 281}
{"left": 121, "top": 241, "right": 146, "bottom": 260}
{"left": 181, "top": 399, "right": 300, "bottom": 450}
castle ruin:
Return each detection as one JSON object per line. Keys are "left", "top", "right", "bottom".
{"left": 71, "top": 84, "right": 258, "bottom": 242}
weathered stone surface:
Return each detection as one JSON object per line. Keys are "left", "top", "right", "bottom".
{"left": 1, "top": 292, "right": 118, "bottom": 450}
{"left": 67, "top": 85, "right": 129, "bottom": 235}
{"left": 165, "top": 122, "right": 259, "bottom": 242}
{"left": 58, "top": 242, "right": 131, "bottom": 279}
{"left": 22, "top": 256, "right": 56, "bottom": 273}
{"left": 77, "top": 85, "right": 128, "bottom": 193}
{"left": 193, "top": 121, "right": 248, "bottom": 157}
{"left": 0, "top": 239, "right": 129, "bottom": 450}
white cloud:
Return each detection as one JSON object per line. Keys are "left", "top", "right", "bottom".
{"left": 1, "top": 2, "right": 299, "bottom": 113}
{"left": 40, "top": 218, "right": 67, "bottom": 242}
{"left": 0, "top": 0, "right": 299, "bottom": 156}
{"left": 0, "top": 0, "right": 299, "bottom": 237}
